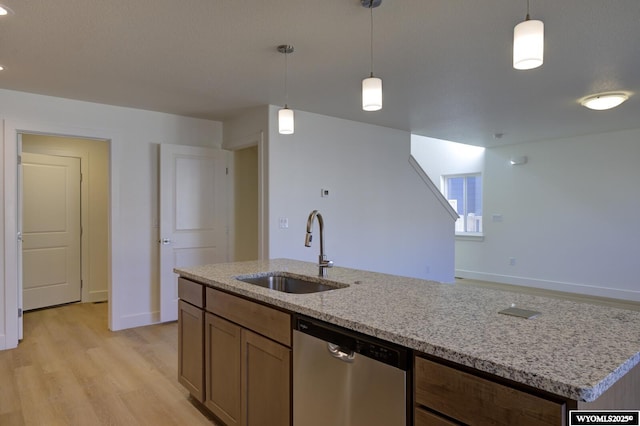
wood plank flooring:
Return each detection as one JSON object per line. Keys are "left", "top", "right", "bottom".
{"left": 0, "top": 302, "right": 219, "bottom": 425}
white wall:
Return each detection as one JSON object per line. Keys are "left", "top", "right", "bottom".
{"left": 267, "top": 106, "right": 455, "bottom": 282}
{"left": 414, "top": 129, "right": 640, "bottom": 302}
{"left": 411, "top": 135, "right": 485, "bottom": 181}
{"left": 1, "top": 88, "right": 222, "bottom": 349}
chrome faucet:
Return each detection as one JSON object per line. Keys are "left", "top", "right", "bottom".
{"left": 305, "top": 210, "right": 333, "bottom": 277}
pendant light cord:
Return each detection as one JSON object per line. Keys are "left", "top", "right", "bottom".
{"left": 525, "top": 0, "right": 531, "bottom": 20}
{"left": 284, "top": 51, "right": 288, "bottom": 107}
{"left": 369, "top": 0, "right": 375, "bottom": 77}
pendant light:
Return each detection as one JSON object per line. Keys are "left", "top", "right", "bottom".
{"left": 362, "top": 0, "right": 382, "bottom": 111}
{"left": 278, "top": 44, "right": 295, "bottom": 134}
{"left": 513, "top": 0, "right": 544, "bottom": 70}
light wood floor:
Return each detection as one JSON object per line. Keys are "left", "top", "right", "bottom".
{"left": 0, "top": 302, "right": 219, "bottom": 425}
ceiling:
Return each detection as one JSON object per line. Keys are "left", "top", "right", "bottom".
{"left": 0, "top": 0, "right": 638, "bottom": 147}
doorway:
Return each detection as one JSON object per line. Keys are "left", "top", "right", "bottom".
{"left": 21, "top": 134, "right": 109, "bottom": 311}
{"left": 233, "top": 145, "right": 259, "bottom": 261}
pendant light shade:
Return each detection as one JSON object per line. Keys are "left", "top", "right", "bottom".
{"left": 278, "top": 106, "right": 294, "bottom": 134}
{"left": 277, "top": 44, "right": 295, "bottom": 135}
{"left": 362, "top": 75, "right": 382, "bottom": 111}
{"left": 513, "top": 19, "right": 544, "bottom": 70}
{"left": 513, "top": 0, "right": 543, "bottom": 70}
{"left": 362, "top": 0, "right": 382, "bottom": 111}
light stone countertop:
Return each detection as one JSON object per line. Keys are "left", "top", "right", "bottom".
{"left": 175, "top": 258, "right": 640, "bottom": 402}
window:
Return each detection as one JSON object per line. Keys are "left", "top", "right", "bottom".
{"left": 443, "top": 174, "right": 482, "bottom": 234}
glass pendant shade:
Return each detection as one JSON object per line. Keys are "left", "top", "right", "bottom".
{"left": 362, "top": 76, "right": 383, "bottom": 111}
{"left": 513, "top": 19, "right": 544, "bottom": 70}
{"left": 278, "top": 107, "right": 294, "bottom": 134}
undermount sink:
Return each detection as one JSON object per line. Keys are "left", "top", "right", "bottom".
{"left": 235, "top": 273, "right": 348, "bottom": 294}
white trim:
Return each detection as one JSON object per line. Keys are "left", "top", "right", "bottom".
{"left": 455, "top": 233, "right": 484, "bottom": 241}
{"left": 455, "top": 269, "right": 640, "bottom": 302}
{"left": 409, "top": 156, "right": 459, "bottom": 221}
{"left": 258, "top": 131, "right": 269, "bottom": 260}
{"left": 118, "top": 310, "right": 161, "bottom": 330}
{"left": 89, "top": 290, "right": 108, "bottom": 303}
{"left": 3, "top": 119, "right": 19, "bottom": 349}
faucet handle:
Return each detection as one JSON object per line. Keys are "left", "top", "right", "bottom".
{"left": 320, "top": 258, "right": 333, "bottom": 268}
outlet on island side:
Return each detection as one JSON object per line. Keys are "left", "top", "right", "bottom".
{"left": 509, "top": 257, "right": 516, "bottom": 266}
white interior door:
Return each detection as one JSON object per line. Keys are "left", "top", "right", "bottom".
{"left": 22, "top": 152, "right": 82, "bottom": 311}
{"left": 159, "top": 144, "right": 230, "bottom": 322}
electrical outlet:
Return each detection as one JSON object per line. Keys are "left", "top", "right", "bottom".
{"left": 278, "top": 217, "right": 289, "bottom": 229}
{"left": 321, "top": 188, "right": 330, "bottom": 197}
{"left": 509, "top": 257, "right": 516, "bottom": 266}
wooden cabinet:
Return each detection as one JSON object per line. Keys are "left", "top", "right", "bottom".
{"left": 204, "top": 287, "right": 291, "bottom": 426}
{"left": 414, "top": 356, "right": 566, "bottom": 426}
{"left": 415, "top": 406, "right": 460, "bottom": 426}
{"left": 241, "top": 328, "right": 291, "bottom": 426}
{"left": 177, "top": 277, "right": 205, "bottom": 403}
{"left": 204, "top": 313, "right": 241, "bottom": 425}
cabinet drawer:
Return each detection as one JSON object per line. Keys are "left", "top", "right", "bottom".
{"left": 415, "top": 407, "right": 460, "bottom": 426}
{"left": 178, "top": 277, "right": 204, "bottom": 308}
{"left": 206, "top": 288, "right": 291, "bottom": 347}
{"left": 415, "top": 357, "right": 565, "bottom": 426}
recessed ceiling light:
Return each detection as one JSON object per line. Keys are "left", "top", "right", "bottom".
{"left": 580, "top": 92, "right": 630, "bottom": 111}
{"left": 0, "top": 66, "right": 4, "bottom": 71}
{"left": 0, "top": 5, "right": 13, "bottom": 15}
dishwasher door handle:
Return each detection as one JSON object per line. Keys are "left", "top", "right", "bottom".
{"left": 327, "top": 343, "right": 355, "bottom": 363}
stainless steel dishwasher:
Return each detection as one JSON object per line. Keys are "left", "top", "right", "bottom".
{"left": 293, "top": 315, "right": 410, "bottom": 426}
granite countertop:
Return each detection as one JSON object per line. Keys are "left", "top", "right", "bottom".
{"left": 175, "top": 258, "right": 640, "bottom": 402}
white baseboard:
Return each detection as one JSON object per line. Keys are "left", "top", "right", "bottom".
{"left": 455, "top": 270, "right": 640, "bottom": 303}
{"left": 111, "top": 310, "right": 162, "bottom": 331}
{"left": 88, "top": 290, "right": 108, "bottom": 303}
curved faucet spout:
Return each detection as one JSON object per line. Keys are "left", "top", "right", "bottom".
{"left": 305, "top": 210, "right": 333, "bottom": 276}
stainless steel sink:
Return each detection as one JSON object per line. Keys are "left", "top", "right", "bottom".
{"left": 236, "top": 273, "right": 347, "bottom": 294}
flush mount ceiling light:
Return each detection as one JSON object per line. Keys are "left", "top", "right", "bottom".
{"left": 513, "top": 0, "right": 544, "bottom": 70}
{"left": 277, "top": 44, "right": 295, "bottom": 135}
{"left": 510, "top": 156, "right": 528, "bottom": 165}
{"left": 580, "top": 92, "right": 630, "bottom": 111}
{"left": 362, "top": 0, "right": 382, "bottom": 111}
{"left": 0, "top": 4, "right": 13, "bottom": 15}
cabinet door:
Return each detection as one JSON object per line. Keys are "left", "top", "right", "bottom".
{"left": 205, "top": 313, "right": 241, "bottom": 426}
{"left": 178, "top": 300, "right": 204, "bottom": 402}
{"left": 241, "top": 329, "right": 291, "bottom": 426}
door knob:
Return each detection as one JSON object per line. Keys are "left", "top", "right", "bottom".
{"left": 160, "top": 238, "right": 171, "bottom": 245}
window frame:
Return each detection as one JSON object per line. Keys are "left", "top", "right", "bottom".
{"left": 442, "top": 173, "right": 483, "bottom": 237}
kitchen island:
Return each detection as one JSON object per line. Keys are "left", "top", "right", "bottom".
{"left": 175, "top": 259, "right": 640, "bottom": 425}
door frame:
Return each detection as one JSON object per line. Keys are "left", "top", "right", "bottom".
{"left": 3, "top": 119, "right": 122, "bottom": 348}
